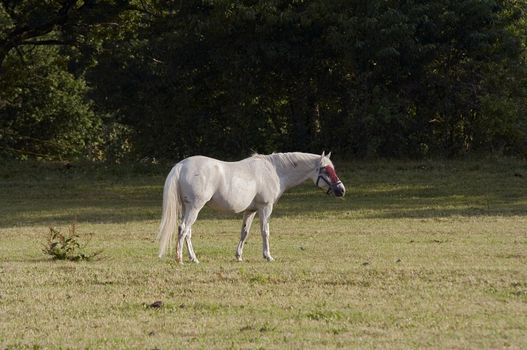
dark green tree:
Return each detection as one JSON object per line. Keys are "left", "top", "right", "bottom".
{"left": 0, "top": 0, "right": 131, "bottom": 160}
{"left": 2, "top": 0, "right": 526, "bottom": 160}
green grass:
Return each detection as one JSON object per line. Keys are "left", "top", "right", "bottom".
{"left": 0, "top": 159, "right": 526, "bottom": 349}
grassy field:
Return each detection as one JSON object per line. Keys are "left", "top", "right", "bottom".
{"left": 0, "top": 159, "right": 526, "bottom": 349}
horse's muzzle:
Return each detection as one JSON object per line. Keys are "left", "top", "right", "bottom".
{"left": 332, "top": 182, "right": 345, "bottom": 197}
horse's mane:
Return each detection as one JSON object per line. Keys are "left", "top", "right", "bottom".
{"left": 250, "top": 152, "right": 319, "bottom": 170}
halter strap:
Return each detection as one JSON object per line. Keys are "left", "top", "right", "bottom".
{"left": 316, "top": 166, "right": 342, "bottom": 195}
{"left": 316, "top": 173, "right": 333, "bottom": 194}
{"left": 324, "top": 165, "right": 340, "bottom": 183}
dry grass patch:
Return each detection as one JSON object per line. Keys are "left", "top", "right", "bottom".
{"left": 0, "top": 159, "right": 526, "bottom": 349}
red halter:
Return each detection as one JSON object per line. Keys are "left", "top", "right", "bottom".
{"left": 324, "top": 165, "right": 340, "bottom": 184}
{"left": 316, "top": 165, "right": 342, "bottom": 195}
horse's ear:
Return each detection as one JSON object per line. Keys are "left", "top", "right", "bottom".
{"left": 327, "top": 152, "right": 332, "bottom": 159}
{"left": 321, "top": 151, "right": 326, "bottom": 158}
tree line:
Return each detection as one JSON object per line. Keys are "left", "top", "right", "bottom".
{"left": 1, "top": 0, "right": 526, "bottom": 161}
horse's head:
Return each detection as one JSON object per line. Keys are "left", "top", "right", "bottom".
{"left": 314, "top": 151, "right": 346, "bottom": 197}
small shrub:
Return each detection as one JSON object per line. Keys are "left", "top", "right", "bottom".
{"left": 43, "top": 224, "right": 102, "bottom": 261}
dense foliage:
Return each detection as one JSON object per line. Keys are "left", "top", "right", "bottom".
{"left": 1, "top": 0, "right": 526, "bottom": 160}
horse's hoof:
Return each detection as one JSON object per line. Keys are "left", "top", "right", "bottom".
{"left": 236, "top": 256, "right": 243, "bottom": 262}
{"left": 265, "top": 256, "right": 275, "bottom": 262}
{"left": 191, "top": 258, "right": 200, "bottom": 264}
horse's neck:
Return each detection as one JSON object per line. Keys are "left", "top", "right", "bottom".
{"left": 270, "top": 153, "right": 318, "bottom": 192}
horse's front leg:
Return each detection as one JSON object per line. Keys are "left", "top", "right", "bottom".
{"left": 235, "top": 210, "right": 256, "bottom": 261}
{"left": 258, "top": 205, "right": 274, "bottom": 261}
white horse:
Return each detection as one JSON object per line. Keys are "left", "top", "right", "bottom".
{"left": 157, "top": 151, "right": 345, "bottom": 263}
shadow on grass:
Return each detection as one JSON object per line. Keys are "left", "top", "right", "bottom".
{"left": 273, "top": 185, "right": 526, "bottom": 219}
{"left": 0, "top": 160, "right": 526, "bottom": 227}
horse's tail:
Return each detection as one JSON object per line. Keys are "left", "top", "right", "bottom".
{"left": 157, "top": 165, "right": 181, "bottom": 258}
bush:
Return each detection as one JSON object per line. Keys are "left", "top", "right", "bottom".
{"left": 42, "top": 224, "right": 102, "bottom": 261}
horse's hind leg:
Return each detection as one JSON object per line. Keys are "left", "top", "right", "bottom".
{"left": 185, "top": 228, "right": 199, "bottom": 263}
{"left": 176, "top": 206, "right": 202, "bottom": 264}
{"left": 235, "top": 210, "right": 256, "bottom": 261}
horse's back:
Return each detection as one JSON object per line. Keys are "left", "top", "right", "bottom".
{"left": 174, "top": 155, "right": 278, "bottom": 213}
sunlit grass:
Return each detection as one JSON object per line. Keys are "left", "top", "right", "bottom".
{"left": 0, "top": 159, "right": 526, "bottom": 349}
